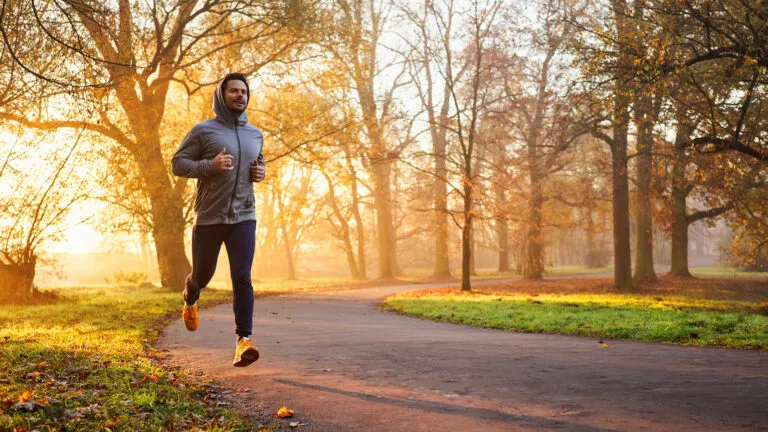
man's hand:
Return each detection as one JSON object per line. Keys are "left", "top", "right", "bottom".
{"left": 251, "top": 160, "right": 265, "bottom": 182}
{"left": 213, "top": 148, "right": 234, "bottom": 172}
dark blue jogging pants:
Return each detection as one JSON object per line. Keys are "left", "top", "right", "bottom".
{"left": 183, "top": 220, "right": 256, "bottom": 338}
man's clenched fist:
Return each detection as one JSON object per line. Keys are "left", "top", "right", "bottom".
{"left": 213, "top": 147, "right": 234, "bottom": 172}
{"left": 251, "top": 160, "right": 265, "bottom": 182}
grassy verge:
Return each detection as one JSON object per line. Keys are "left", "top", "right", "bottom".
{"left": 381, "top": 277, "right": 768, "bottom": 349}
{"left": 690, "top": 266, "right": 768, "bottom": 278}
{"left": 0, "top": 285, "right": 259, "bottom": 431}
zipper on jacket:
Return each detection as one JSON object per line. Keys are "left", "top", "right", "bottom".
{"left": 228, "top": 123, "right": 242, "bottom": 220}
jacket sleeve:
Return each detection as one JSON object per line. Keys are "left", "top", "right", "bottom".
{"left": 257, "top": 148, "right": 265, "bottom": 168}
{"left": 171, "top": 125, "right": 216, "bottom": 178}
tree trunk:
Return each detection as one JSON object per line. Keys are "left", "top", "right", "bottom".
{"left": 524, "top": 179, "right": 544, "bottom": 279}
{"left": 669, "top": 216, "right": 691, "bottom": 277}
{"left": 433, "top": 133, "right": 451, "bottom": 277}
{"left": 372, "top": 159, "right": 397, "bottom": 279}
{"left": 0, "top": 260, "right": 36, "bottom": 300}
{"left": 611, "top": 125, "right": 633, "bottom": 290}
{"left": 342, "top": 235, "right": 361, "bottom": 279}
{"left": 610, "top": 0, "right": 633, "bottom": 291}
{"left": 324, "top": 179, "right": 361, "bottom": 279}
{"left": 461, "top": 207, "right": 473, "bottom": 292}
{"left": 469, "top": 226, "right": 477, "bottom": 276}
{"left": 497, "top": 213, "right": 510, "bottom": 272}
{"left": 633, "top": 95, "right": 657, "bottom": 281}
{"left": 135, "top": 139, "right": 190, "bottom": 289}
{"left": 345, "top": 150, "right": 367, "bottom": 279}
{"left": 669, "top": 108, "right": 693, "bottom": 277}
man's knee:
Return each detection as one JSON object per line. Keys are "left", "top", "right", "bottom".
{"left": 231, "top": 273, "right": 252, "bottom": 290}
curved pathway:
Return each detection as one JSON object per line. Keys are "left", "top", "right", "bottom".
{"left": 159, "top": 282, "right": 768, "bottom": 431}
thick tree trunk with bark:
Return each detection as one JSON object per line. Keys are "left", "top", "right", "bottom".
{"left": 0, "top": 260, "right": 35, "bottom": 299}
{"left": 633, "top": 96, "right": 657, "bottom": 281}
{"left": 134, "top": 134, "right": 190, "bottom": 289}
{"left": 669, "top": 125, "right": 692, "bottom": 277}
{"left": 611, "top": 123, "right": 633, "bottom": 290}
{"left": 669, "top": 216, "right": 691, "bottom": 277}
{"left": 610, "top": 0, "right": 633, "bottom": 291}
{"left": 524, "top": 176, "right": 545, "bottom": 279}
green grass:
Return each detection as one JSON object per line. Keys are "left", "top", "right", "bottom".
{"left": 398, "top": 266, "right": 611, "bottom": 281}
{"left": 690, "top": 266, "right": 768, "bottom": 278}
{"left": 382, "top": 291, "right": 768, "bottom": 349}
{"left": 0, "top": 285, "right": 259, "bottom": 431}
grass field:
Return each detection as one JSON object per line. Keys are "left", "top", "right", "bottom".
{"left": 381, "top": 276, "right": 768, "bottom": 349}
{"left": 0, "top": 285, "right": 258, "bottom": 431}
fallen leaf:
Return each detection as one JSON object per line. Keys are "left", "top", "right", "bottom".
{"left": 275, "top": 406, "right": 294, "bottom": 418}
{"left": 236, "top": 386, "right": 250, "bottom": 392}
{"left": 601, "top": 343, "right": 611, "bottom": 349}
{"left": 18, "top": 391, "right": 31, "bottom": 403}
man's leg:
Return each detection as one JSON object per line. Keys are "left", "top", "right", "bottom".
{"left": 224, "top": 220, "right": 256, "bottom": 338}
{"left": 225, "top": 220, "right": 259, "bottom": 367}
{"left": 184, "top": 224, "right": 226, "bottom": 306}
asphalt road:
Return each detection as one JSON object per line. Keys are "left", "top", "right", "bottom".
{"left": 159, "top": 282, "right": 768, "bottom": 431}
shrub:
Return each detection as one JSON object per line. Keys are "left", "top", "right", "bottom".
{"left": 106, "top": 271, "right": 153, "bottom": 289}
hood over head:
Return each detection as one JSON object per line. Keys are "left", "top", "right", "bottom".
{"left": 213, "top": 74, "right": 249, "bottom": 127}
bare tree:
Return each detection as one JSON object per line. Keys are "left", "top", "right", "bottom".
{"left": 0, "top": 129, "right": 90, "bottom": 299}
{"left": 320, "top": 0, "right": 414, "bottom": 279}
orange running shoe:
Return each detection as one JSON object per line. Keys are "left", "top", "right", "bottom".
{"left": 233, "top": 337, "right": 260, "bottom": 367}
{"left": 182, "top": 303, "right": 199, "bottom": 331}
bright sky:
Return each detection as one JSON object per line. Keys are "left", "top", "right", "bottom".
{"left": 48, "top": 224, "right": 103, "bottom": 253}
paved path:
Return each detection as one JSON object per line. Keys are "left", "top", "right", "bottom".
{"left": 159, "top": 282, "right": 768, "bottom": 431}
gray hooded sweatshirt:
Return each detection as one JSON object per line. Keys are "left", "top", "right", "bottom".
{"left": 171, "top": 80, "right": 264, "bottom": 226}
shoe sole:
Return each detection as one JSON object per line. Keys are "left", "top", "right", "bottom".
{"left": 233, "top": 347, "right": 260, "bottom": 367}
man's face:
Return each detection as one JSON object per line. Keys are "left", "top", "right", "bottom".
{"left": 224, "top": 79, "right": 248, "bottom": 114}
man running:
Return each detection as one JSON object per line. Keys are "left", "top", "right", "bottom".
{"left": 171, "top": 72, "right": 265, "bottom": 367}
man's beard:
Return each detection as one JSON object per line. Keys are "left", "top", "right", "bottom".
{"left": 228, "top": 99, "right": 246, "bottom": 116}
